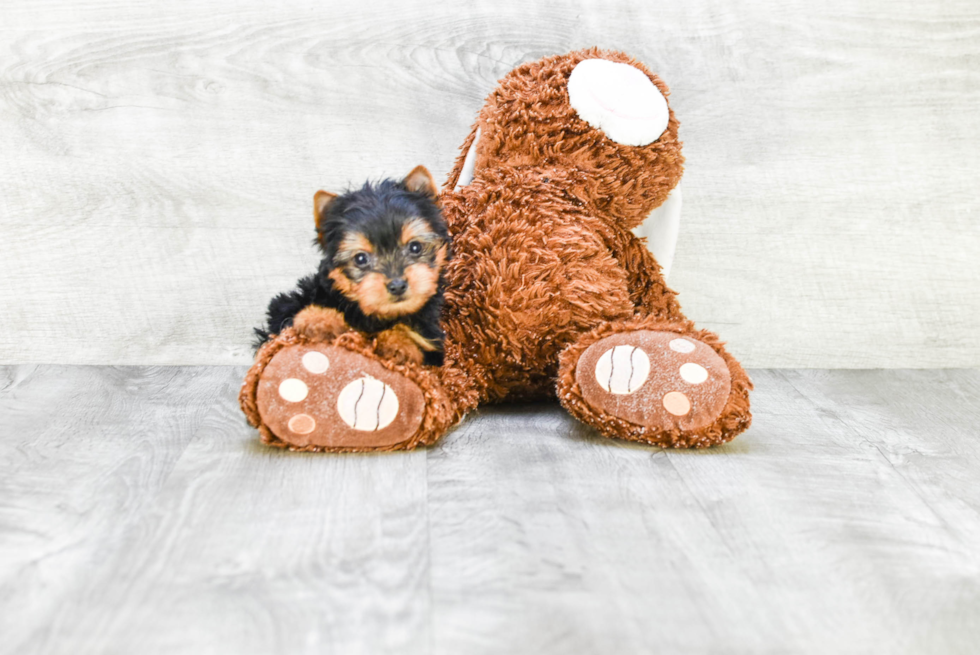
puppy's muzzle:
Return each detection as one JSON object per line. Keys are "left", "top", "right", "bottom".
{"left": 386, "top": 278, "right": 408, "bottom": 297}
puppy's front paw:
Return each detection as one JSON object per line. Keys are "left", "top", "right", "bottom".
{"left": 374, "top": 326, "right": 426, "bottom": 366}
{"left": 293, "top": 306, "right": 348, "bottom": 342}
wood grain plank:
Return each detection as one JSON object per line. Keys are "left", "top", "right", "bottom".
{"left": 0, "top": 365, "right": 431, "bottom": 655}
{"left": 0, "top": 1, "right": 978, "bottom": 367}
{"left": 426, "top": 370, "right": 980, "bottom": 654}
{"left": 0, "top": 365, "right": 227, "bottom": 653}
{"left": 3, "top": 366, "right": 980, "bottom": 652}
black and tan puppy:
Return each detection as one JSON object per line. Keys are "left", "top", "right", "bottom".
{"left": 255, "top": 166, "right": 450, "bottom": 366}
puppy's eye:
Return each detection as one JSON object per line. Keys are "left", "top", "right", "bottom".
{"left": 408, "top": 241, "right": 422, "bottom": 255}
{"left": 353, "top": 252, "right": 369, "bottom": 267}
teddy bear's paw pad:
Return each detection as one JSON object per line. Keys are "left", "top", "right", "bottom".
{"left": 336, "top": 377, "right": 400, "bottom": 431}
{"left": 567, "top": 58, "right": 669, "bottom": 147}
{"left": 593, "top": 345, "right": 650, "bottom": 394}
{"left": 256, "top": 345, "right": 425, "bottom": 449}
{"left": 575, "top": 331, "right": 731, "bottom": 432}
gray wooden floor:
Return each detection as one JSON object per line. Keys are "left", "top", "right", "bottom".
{"left": 2, "top": 367, "right": 978, "bottom": 654}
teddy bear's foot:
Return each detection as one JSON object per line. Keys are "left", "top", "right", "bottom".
{"left": 558, "top": 323, "right": 752, "bottom": 448}
{"left": 240, "top": 330, "right": 455, "bottom": 452}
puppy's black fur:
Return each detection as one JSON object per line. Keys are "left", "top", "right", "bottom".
{"left": 254, "top": 176, "right": 450, "bottom": 366}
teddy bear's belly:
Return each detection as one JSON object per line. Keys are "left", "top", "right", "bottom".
{"left": 444, "top": 212, "right": 633, "bottom": 398}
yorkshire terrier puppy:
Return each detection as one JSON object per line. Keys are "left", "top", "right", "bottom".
{"left": 255, "top": 166, "right": 450, "bottom": 366}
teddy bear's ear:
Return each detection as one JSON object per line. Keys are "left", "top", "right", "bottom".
{"left": 313, "top": 190, "right": 338, "bottom": 230}
{"left": 567, "top": 58, "right": 669, "bottom": 147}
{"left": 403, "top": 165, "right": 438, "bottom": 198}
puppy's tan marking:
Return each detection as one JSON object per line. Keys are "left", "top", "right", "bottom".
{"left": 370, "top": 296, "right": 430, "bottom": 319}
{"left": 400, "top": 217, "right": 435, "bottom": 245}
{"left": 403, "top": 262, "right": 439, "bottom": 303}
{"left": 392, "top": 323, "right": 439, "bottom": 352}
{"left": 328, "top": 268, "right": 356, "bottom": 296}
{"left": 375, "top": 326, "right": 425, "bottom": 366}
{"left": 351, "top": 272, "right": 394, "bottom": 316}
{"left": 434, "top": 244, "right": 448, "bottom": 267}
{"left": 338, "top": 232, "right": 374, "bottom": 257}
{"left": 293, "top": 305, "right": 348, "bottom": 341}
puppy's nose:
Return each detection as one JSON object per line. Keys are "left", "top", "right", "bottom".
{"left": 386, "top": 278, "right": 408, "bottom": 297}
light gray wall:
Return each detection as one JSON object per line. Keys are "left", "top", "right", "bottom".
{"left": 1, "top": 1, "right": 977, "bottom": 367}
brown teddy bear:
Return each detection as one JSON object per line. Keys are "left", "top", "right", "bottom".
{"left": 240, "top": 48, "right": 752, "bottom": 452}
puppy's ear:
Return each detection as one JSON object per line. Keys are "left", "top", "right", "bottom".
{"left": 313, "top": 190, "right": 338, "bottom": 231}
{"left": 403, "top": 165, "right": 438, "bottom": 198}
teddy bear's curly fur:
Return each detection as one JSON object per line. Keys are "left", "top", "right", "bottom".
{"left": 240, "top": 48, "right": 752, "bottom": 452}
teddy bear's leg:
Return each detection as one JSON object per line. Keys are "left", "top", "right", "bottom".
{"left": 240, "top": 328, "right": 461, "bottom": 452}
{"left": 556, "top": 317, "right": 752, "bottom": 448}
